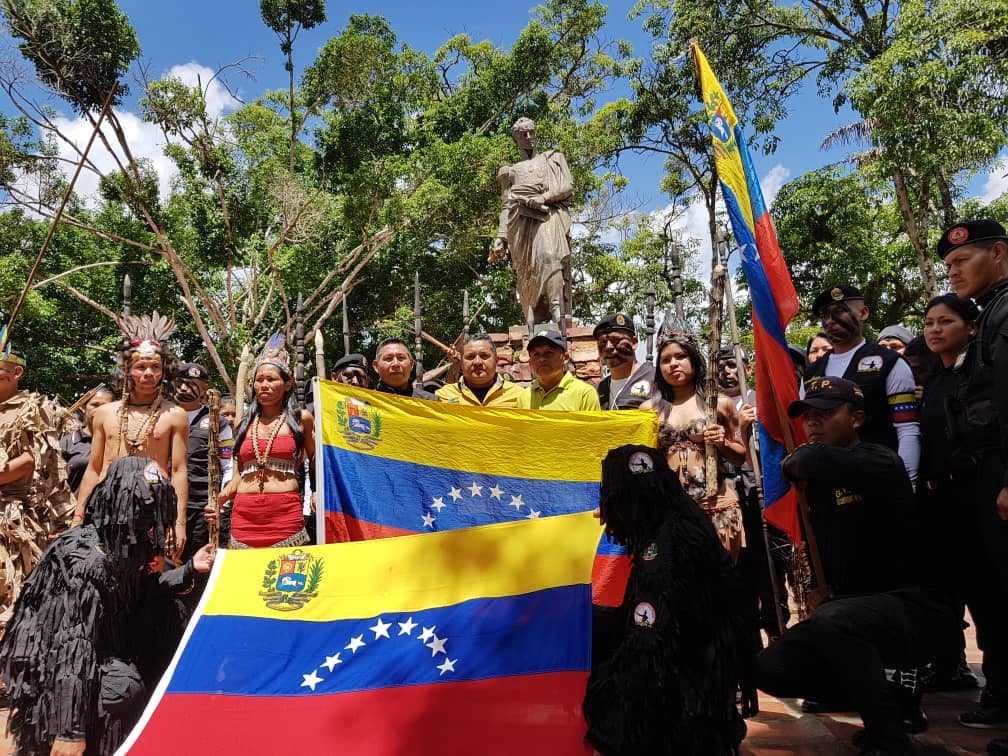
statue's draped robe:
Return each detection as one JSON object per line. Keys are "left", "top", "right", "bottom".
{"left": 498, "top": 149, "right": 574, "bottom": 323}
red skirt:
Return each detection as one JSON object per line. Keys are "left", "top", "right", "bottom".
{"left": 230, "top": 491, "right": 305, "bottom": 548}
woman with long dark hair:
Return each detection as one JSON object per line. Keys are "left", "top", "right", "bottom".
{"left": 918, "top": 293, "right": 980, "bottom": 691}
{"left": 217, "top": 334, "right": 315, "bottom": 548}
{"left": 640, "top": 334, "right": 747, "bottom": 560}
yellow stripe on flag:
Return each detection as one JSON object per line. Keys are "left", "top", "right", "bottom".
{"left": 318, "top": 380, "right": 658, "bottom": 481}
{"left": 204, "top": 511, "right": 603, "bottom": 621}
{"left": 691, "top": 41, "right": 756, "bottom": 233}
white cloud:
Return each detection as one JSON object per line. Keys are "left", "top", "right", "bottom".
{"left": 165, "top": 62, "right": 240, "bottom": 119}
{"left": 26, "top": 61, "right": 240, "bottom": 209}
{"left": 981, "top": 158, "right": 1008, "bottom": 205}
{"left": 760, "top": 163, "right": 790, "bottom": 207}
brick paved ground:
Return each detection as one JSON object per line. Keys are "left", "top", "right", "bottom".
{"left": 0, "top": 621, "right": 1003, "bottom": 754}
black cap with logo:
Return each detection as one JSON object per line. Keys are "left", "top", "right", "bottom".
{"left": 788, "top": 376, "right": 865, "bottom": 418}
{"left": 936, "top": 219, "right": 1008, "bottom": 259}
{"left": 811, "top": 284, "right": 865, "bottom": 317}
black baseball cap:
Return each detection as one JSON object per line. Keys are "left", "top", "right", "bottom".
{"left": 593, "top": 313, "right": 636, "bottom": 339}
{"left": 936, "top": 219, "right": 1008, "bottom": 259}
{"left": 176, "top": 362, "right": 209, "bottom": 382}
{"left": 812, "top": 285, "right": 865, "bottom": 317}
{"left": 528, "top": 329, "right": 567, "bottom": 351}
{"left": 788, "top": 376, "right": 865, "bottom": 418}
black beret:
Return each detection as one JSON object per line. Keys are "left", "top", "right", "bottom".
{"left": 811, "top": 285, "right": 865, "bottom": 317}
{"left": 331, "top": 353, "right": 368, "bottom": 374}
{"left": 936, "top": 219, "right": 1008, "bottom": 259}
{"left": 593, "top": 313, "right": 636, "bottom": 339}
{"left": 176, "top": 362, "right": 209, "bottom": 382}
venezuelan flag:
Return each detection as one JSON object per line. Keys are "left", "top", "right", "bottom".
{"left": 117, "top": 513, "right": 599, "bottom": 755}
{"left": 314, "top": 380, "right": 658, "bottom": 606}
{"left": 692, "top": 42, "right": 805, "bottom": 542}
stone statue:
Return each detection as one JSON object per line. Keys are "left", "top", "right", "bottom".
{"left": 490, "top": 117, "right": 574, "bottom": 324}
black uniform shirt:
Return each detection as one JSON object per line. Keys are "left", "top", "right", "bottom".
{"left": 782, "top": 441, "right": 918, "bottom": 597}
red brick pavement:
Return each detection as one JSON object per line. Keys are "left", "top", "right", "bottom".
{"left": 0, "top": 622, "right": 1003, "bottom": 754}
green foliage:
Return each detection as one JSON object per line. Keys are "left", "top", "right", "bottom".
{"left": 772, "top": 165, "right": 928, "bottom": 328}
{"left": 1, "top": 0, "right": 139, "bottom": 112}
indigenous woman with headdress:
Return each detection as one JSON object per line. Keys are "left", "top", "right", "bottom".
{"left": 217, "top": 334, "right": 315, "bottom": 549}
{"left": 640, "top": 331, "right": 747, "bottom": 560}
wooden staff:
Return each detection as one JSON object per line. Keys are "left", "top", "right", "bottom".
{"left": 645, "top": 283, "right": 656, "bottom": 364}
{"left": 205, "top": 389, "right": 222, "bottom": 550}
{"left": 234, "top": 344, "right": 251, "bottom": 424}
{"left": 705, "top": 262, "right": 726, "bottom": 498}
{"left": 342, "top": 295, "right": 350, "bottom": 355}
{"left": 314, "top": 329, "right": 326, "bottom": 381}
{"left": 413, "top": 271, "right": 424, "bottom": 387}
{"left": 295, "top": 294, "right": 306, "bottom": 404}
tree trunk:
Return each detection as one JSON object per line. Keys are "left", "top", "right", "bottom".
{"left": 891, "top": 165, "right": 940, "bottom": 299}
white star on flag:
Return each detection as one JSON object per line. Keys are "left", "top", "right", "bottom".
{"left": 437, "top": 658, "right": 457, "bottom": 676}
{"left": 398, "top": 617, "right": 418, "bottom": 636}
{"left": 526, "top": 509, "right": 541, "bottom": 519}
{"left": 426, "top": 634, "right": 447, "bottom": 657}
{"left": 431, "top": 496, "right": 445, "bottom": 512}
{"left": 510, "top": 494, "right": 523, "bottom": 510}
{"left": 322, "top": 653, "right": 342, "bottom": 672}
{"left": 468, "top": 482, "right": 483, "bottom": 497}
{"left": 488, "top": 484, "right": 504, "bottom": 500}
{"left": 418, "top": 625, "right": 436, "bottom": 643}
{"left": 448, "top": 487, "right": 463, "bottom": 501}
{"left": 301, "top": 669, "right": 323, "bottom": 691}
{"left": 370, "top": 618, "right": 392, "bottom": 639}
{"left": 345, "top": 635, "right": 366, "bottom": 653}
{"left": 421, "top": 512, "right": 436, "bottom": 528}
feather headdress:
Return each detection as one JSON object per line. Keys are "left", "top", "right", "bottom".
{"left": 117, "top": 312, "right": 176, "bottom": 364}
{"left": 656, "top": 309, "right": 698, "bottom": 347}
{"left": 254, "top": 332, "right": 291, "bottom": 375}
{"left": 0, "top": 323, "right": 25, "bottom": 367}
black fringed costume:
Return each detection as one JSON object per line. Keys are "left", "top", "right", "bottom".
{"left": 0, "top": 457, "right": 198, "bottom": 756}
{"left": 584, "top": 445, "right": 755, "bottom": 756}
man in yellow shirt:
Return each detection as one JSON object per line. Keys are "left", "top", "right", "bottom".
{"left": 437, "top": 334, "right": 524, "bottom": 407}
{"left": 518, "top": 330, "right": 601, "bottom": 411}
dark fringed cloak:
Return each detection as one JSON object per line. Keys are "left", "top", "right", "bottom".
{"left": 584, "top": 445, "right": 756, "bottom": 756}
{"left": 0, "top": 457, "right": 194, "bottom": 755}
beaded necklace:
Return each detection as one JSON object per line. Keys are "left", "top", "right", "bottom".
{"left": 118, "top": 387, "right": 163, "bottom": 456}
{"left": 251, "top": 412, "right": 286, "bottom": 492}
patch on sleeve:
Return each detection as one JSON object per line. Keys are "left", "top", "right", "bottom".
{"left": 888, "top": 392, "right": 918, "bottom": 423}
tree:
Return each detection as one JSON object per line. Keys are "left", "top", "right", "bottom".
{"left": 259, "top": 0, "right": 327, "bottom": 170}
{"left": 749, "top": 0, "right": 1008, "bottom": 298}
{"left": 771, "top": 164, "right": 926, "bottom": 329}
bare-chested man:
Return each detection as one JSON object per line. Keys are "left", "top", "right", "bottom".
{"left": 74, "top": 314, "right": 189, "bottom": 557}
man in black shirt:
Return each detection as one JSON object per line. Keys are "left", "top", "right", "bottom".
{"left": 593, "top": 314, "right": 654, "bottom": 410}
{"left": 372, "top": 338, "right": 438, "bottom": 401}
{"left": 757, "top": 377, "right": 958, "bottom": 756}
{"left": 806, "top": 285, "right": 921, "bottom": 487}
{"left": 938, "top": 219, "right": 1008, "bottom": 733}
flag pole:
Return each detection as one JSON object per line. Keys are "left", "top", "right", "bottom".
{"left": 719, "top": 238, "right": 787, "bottom": 635}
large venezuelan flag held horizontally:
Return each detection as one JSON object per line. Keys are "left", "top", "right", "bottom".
{"left": 118, "top": 512, "right": 600, "bottom": 755}
{"left": 315, "top": 380, "right": 658, "bottom": 606}
{"left": 692, "top": 42, "right": 805, "bottom": 542}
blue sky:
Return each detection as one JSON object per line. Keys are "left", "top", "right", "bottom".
{"left": 115, "top": 0, "right": 856, "bottom": 208}
{"left": 8, "top": 1, "right": 1007, "bottom": 258}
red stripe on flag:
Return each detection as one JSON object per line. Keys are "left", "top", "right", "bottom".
{"left": 125, "top": 672, "right": 592, "bottom": 755}
{"left": 325, "top": 511, "right": 417, "bottom": 542}
{"left": 591, "top": 553, "right": 631, "bottom": 607}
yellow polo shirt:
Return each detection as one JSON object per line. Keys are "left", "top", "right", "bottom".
{"left": 518, "top": 371, "right": 602, "bottom": 411}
